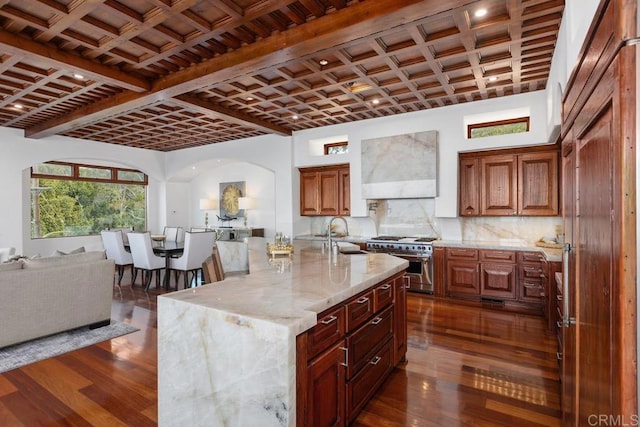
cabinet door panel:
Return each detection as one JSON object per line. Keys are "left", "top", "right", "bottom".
{"left": 393, "top": 277, "right": 407, "bottom": 365}
{"left": 307, "top": 341, "right": 346, "bottom": 427}
{"left": 459, "top": 158, "right": 480, "bottom": 216}
{"left": 319, "top": 170, "right": 339, "bottom": 215}
{"left": 481, "top": 263, "right": 516, "bottom": 299}
{"left": 518, "top": 152, "right": 559, "bottom": 215}
{"left": 481, "top": 155, "right": 517, "bottom": 215}
{"left": 300, "top": 171, "right": 319, "bottom": 215}
{"left": 447, "top": 261, "right": 479, "bottom": 295}
{"left": 339, "top": 169, "right": 350, "bottom": 216}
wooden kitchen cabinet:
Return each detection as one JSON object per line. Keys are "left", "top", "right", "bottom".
{"left": 481, "top": 263, "right": 517, "bottom": 300}
{"left": 459, "top": 149, "right": 559, "bottom": 217}
{"left": 392, "top": 276, "right": 407, "bottom": 365}
{"left": 299, "top": 164, "right": 350, "bottom": 216}
{"left": 481, "top": 155, "right": 518, "bottom": 215}
{"left": 305, "top": 340, "right": 346, "bottom": 427}
{"left": 444, "top": 247, "right": 546, "bottom": 314}
{"left": 459, "top": 158, "right": 480, "bottom": 216}
{"left": 296, "top": 271, "right": 406, "bottom": 426}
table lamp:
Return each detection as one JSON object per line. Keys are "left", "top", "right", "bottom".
{"left": 238, "top": 197, "right": 251, "bottom": 228}
{"left": 199, "top": 198, "right": 216, "bottom": 229}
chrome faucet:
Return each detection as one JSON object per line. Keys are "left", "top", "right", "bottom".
{"left": 327, "top": 216, "right": 349, "bottom": 252}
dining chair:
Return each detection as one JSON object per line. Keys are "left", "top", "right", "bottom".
{"left": 108, "top": 226, "right": 133, "bottom": 245}
{"left": 100, "top": 230, "right": 133, "bottom": 286}
{"left": 127, "top": 232, "right": 166, "bottom": 291}
{"left": 0, "top": 247, "right": 15, "bottom": 263}
{"left": 163, "top": 226, "right": 183, "bottom": 242}
{"left": 202, "top": 245, "right": 225, "bottom": 284}
{"left": 170, "top": 231, "right": 216, "bottom": 289}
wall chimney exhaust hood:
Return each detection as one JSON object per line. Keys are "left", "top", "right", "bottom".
{"left": 361, "top": 130, "right": 438, "bottom": 199}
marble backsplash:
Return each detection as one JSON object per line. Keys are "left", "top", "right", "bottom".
{"left": 304, "top": 197, "right": 562, "bottom": 244}
{"left": 459, "top": 216, "right": 562, "bottom": 243}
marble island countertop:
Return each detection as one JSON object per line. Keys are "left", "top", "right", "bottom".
{"left": 157, "top": 239, "right": 408, "bottom": 426}
{"left": 433, "top": 239, "right": 562, "bottom": 262}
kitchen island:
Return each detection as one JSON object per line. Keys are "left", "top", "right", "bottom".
{"left": 157, "top": 239, "right": 408, "bottom": 426}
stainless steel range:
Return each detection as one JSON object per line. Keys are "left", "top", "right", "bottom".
{"left": 366, "top": 236, "right": 437, "bottom": 294}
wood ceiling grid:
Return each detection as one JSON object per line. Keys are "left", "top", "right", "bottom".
{"left": 0, "top": 0, "right": 564, "bottom": 150}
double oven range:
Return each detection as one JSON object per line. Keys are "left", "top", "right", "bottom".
{"left": 365, "top": 236, "right": 437, "bottom": 294}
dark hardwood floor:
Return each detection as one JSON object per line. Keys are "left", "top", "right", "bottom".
{"left": 0, "top": 279, "right": 561, "bottom": 426}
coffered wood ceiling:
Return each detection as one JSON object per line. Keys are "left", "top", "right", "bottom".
{"left": 0, "top": 0, "right": 564, "bottom": 151}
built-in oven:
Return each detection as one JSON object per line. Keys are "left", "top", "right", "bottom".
{"left": 366, "top": 236, "right": 436, "bottom": 294}
{"left": 393, "top": 252, "right": 433, "bottom": 294}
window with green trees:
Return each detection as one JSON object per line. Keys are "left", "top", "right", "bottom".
{"left": 467, "top": 117, "right": 530, "bottom": 139}
{"left": 31, "top": 161, "right": 147, "bottom": 239}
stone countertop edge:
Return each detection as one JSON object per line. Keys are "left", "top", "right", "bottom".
{"left": 433, "top": 239, "right": 562, "bottom": 262}
{"left": 158, "top": 240, "right": 408, "bottom": 336}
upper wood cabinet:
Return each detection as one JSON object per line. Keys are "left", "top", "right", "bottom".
{"left": 300, "top": 164, "right": 350, "bottom": 216}
{"left": 459, "top": 149, "right": 559, "bottom": 217}
{"left": 481, "top": 155, "right": 518, "bottom": 215}
{"left": 459, "top": 158, "right": 481, "bottom": 216}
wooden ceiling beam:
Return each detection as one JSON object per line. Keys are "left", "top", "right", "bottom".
{"left": 0, "top": 29, "right": 149, "bottom": 92}
{"left": 172, "top": 94, "right": 291, "bottom": 136}
{"left": 25, "top": 0, "right": 463, "bottom": 139}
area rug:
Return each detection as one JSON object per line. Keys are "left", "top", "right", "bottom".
{"left": 0, "top": 321, "right": 139, "bottom": 373}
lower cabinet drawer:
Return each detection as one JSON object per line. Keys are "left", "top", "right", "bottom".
{"left": 519, "top": 279, "right": 544, "bottom": 302}
{"left": 347, "top": 337, "right": 393, "bottom": 422}
{"left": 307, "top": 306, "right": 346, "bottom": 359}
{"left": 346, "top": 290, "right": 375, "bottom": 332}
{"left": 346, "top": 305, "right": 393, "bottom": 379}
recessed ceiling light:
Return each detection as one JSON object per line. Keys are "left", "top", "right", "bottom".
{"left": 246, "top": 97, "right": 254, "bottom": 101}
{"left": 475, "top": 8, "right": 487, "bottom": 17}
{"left": 319, "top": 59, "right": 328, "bottom": 66}
{"left": 488, "top": 76, "right": 498, "bottom": 82}
{"left": 292, "top": 115, "right": 299, "bottom": 120}
{"left": 72, "top": 73, "right": 84, "bottom": 80}
{"left": 372, "top": 99, "right": 380, "bottom": 105}
{"left": 13, "top": 103, "right": 23, "bottom": 109}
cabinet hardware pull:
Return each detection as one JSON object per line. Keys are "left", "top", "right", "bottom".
{"left": 556, "top": 352, "right": 562, "bottom": 361}
{"left": 370, "top": 356, "right": 382, "bottom": 365}
{"left": 371, "top": 317, "right": 383, "bottom": 325}
{"left": 320, "top": 315, "right": 337, "bottom": 325}
{"left": 557, "top": 321, "right": 563, "bottom": 328}
{"left": 556, "top": 294, "right": 563, "bottom": 301}
{"left": 339, "top": 346, "right": 348, "bottom": 367}
{"left": 357, "top": 297, "right": 369, "bottom": 304}
{"left": 380, "top": 284, "right": 391, "bottom": 290}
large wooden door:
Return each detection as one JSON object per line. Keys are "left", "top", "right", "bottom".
{"left": 576, "top": 105, "right": 614, "bottom": 424}
{"left": 561, "top": 134, "right": 577, "bottom": 426}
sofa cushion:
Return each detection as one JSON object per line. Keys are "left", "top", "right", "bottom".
{"left": 22, "top": 250, "right": 106, "bottom": 269}
{"left": 0, "top": 261, "right": 22, "bottom": 272}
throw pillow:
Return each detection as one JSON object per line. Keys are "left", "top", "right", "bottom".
{"left": 53, "top": 246, "right": 86, "bottom": 256}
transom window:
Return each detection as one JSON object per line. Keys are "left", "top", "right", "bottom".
{"left": 30, "top": 161, "right": 147, "bottom": 239}
{"left": 467, "top": 117, "right": 530, "bottom": 139}
{"left": 324, "top": 141, "right": 348, "bottom": 155}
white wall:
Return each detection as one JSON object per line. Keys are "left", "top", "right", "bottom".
{"left": 0, "top": 127, "right": 165, "bottom": 256}
{"left": 292, "top": 90, "right": 550, "bottom": 227}
{"left": 187, "top": 162, "right": 276, "bottom": 237}
{"left": 165, "top": 134, "right": 292, "bottom": 238}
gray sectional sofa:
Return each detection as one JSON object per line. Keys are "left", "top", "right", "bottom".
{"left": 0, "top": 251, "right": 115, "bottom": 348}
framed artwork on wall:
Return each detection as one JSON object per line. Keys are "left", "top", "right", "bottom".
{"left": 219, "top": 181, "right": 245, "bottom": 219}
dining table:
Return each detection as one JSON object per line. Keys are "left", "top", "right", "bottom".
{"left": 151, "top": 240, "right": 185, "bottom": 290}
